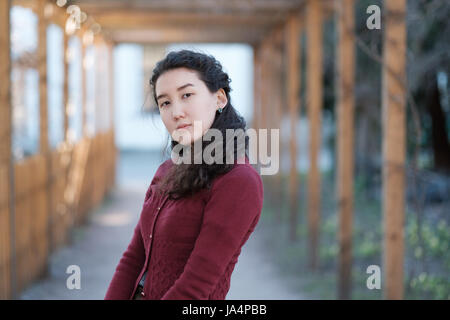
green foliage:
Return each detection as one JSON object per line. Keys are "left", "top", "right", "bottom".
{"left": 354, "top": 231, "right": 381, "bottom": 260}
{"left": 262, "top": 172, "right": 449, "bottom": 300}
{"left": 408, "top": 273, "right": 450, "bottom": 300}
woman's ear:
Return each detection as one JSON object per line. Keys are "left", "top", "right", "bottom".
{"left": 216, "top": 88, "right": 228, "bottom": 110}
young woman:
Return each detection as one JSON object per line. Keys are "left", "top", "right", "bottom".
{"left": 104, "top": 49, "right": 264, "bottom": 300}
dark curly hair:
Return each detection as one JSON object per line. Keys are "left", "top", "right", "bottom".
{"left": 149, "top": 49, "right": 249, "bottom": 200}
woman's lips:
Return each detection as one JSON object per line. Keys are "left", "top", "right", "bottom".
{"left": 177, "top": 124, "right": 191, "bottom": 129}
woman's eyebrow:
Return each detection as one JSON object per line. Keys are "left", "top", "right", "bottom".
{"left": 156, "top": 83, "right": 195, "bottom": 101}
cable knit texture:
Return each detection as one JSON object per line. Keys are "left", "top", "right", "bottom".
{"left": 104, "top": 156, "right": 264, "bottom": 300}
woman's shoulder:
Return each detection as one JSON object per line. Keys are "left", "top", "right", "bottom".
{"left": 205, "top": 158, "right": 264, "bottom": 211}
{"left": 159, "top": 158, "right": 175, "bottom": 173}
{"left": 212, "top": 159, "right": 263, "bottom": 194}
{"left": 150, "top": 156, "right": 263, "bottom": 197}
{"left": 146, "top": 158, "right": 173, "bottom": 189}
{"left": 154, "top": 158, "right": 175, "bottom": 176}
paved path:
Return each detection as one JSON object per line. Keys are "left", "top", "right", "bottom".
{"left": 19, "top": 151, "right": 305, "bottom": 300}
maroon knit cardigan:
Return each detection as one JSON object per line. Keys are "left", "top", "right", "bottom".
{"left": 104, "top": 156, "right": 264, "bottom": 300}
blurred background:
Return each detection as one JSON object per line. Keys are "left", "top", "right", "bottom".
{"left": 0, "top": 0, "right": 448, "bottom": 300}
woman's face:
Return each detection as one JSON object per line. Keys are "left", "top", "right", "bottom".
{"left": 155, "top": 67, "right": 228, "bottom": 145}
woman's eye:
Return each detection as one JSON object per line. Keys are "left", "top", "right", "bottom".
{"left": 160, "top": 94, "right": 191, "bottom": 108}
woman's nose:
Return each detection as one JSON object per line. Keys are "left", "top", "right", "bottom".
{"left": 171, "top": 102, "right": 186, "bottom": 119}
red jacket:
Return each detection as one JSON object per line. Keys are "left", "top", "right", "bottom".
{"left": 104, "top": 156, "right": 264, "bottom": 300}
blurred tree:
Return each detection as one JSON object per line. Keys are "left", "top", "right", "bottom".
{"left": 322, "top": 0, "right": 450, "bottom": 179}
{"left": 407, "top": 0, "right": 450, "bottom": 173}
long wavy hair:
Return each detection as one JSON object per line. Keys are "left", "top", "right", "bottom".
{"left": 149, "top": 49, "right": 249, "bottom": 200}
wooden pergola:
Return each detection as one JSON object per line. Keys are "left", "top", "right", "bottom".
{"left": 0, "top": 0, "right": 407, "bottom": 300}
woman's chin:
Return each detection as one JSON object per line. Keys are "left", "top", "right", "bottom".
{"left": 174, "top": 137, "right": 193, "bottom": 146}
{"left": 173, "top": 134, "right": 203, "bottom": 146}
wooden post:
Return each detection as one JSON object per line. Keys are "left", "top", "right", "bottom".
{"left": 269, "top": 30, "right": 281, "bottom": 211}
{"left": 252, "top": 44, "right": 262, "bottom": 131}
{"left": 272, "top": 32, "right": 280, "bottom": 214}
{"left": 37, "top": 0, "right": 53, "bottom": 271}
{"left": 261, "top": 37, "right": 271, "bottom": 198}
{"left": 251, "top": 43, "right": 261, "bottom": 180}
{"left": 38, "top": 0, "right": 49, "bottom": 155}
{"left": 382, "top": 0, "right": 406, "bottom": 300}
{"left": 259, "top": 31, "right": 271, "bottom": 199}
{"left": 272, "top": 27, "right": 283, "bottom": 212}
{"left": 285, "top": 13, "right": 301, "bottom": 242}
{"left": 260, "top": 41, "right": 268, "bottom": 166}
{"left": 306, "top": 0, "right": 323, "bottom": 270}
{"left": 266, "top": 33, "right": 275, "bottom": 208}
{"left": 260, "top": 39, "right": 272, "bottom": 195}
{"left": 0, "top": 0, "right": 14, "bottom": 299}
{"left": 336, "top": 0, "right": 355, "bottom": 300}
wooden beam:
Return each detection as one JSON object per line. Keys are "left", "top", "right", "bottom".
{"left": 336, "top": 0, "right": 355, "bottom": 300}
{"left": 0, "top": 0, "right": 13, "bottom": 300}
{"left": 306, "top": 0, "right": 323, "bottom": 271}
{"left": 10, "top": 0, "right": 35, "bottom": 9}
{"left": 91, "top": 10, "right": 286, "bottom": 30}
{"left": 285, "top": 13, "right": 301, "bottom": 242}
{"left": 108, "top": 26, "right": 267, "bottom": 45}
{"left": 382, "top": 0, "right": 406, "bottom": 300}
{"left": 74, "top": 0, "right": 305, "bottom": 14}
{"left": 44, "top": 1, "right": 65, "bottom": 28}
{"left": 54, "top": 4, "right": 68, "bottom": 29}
